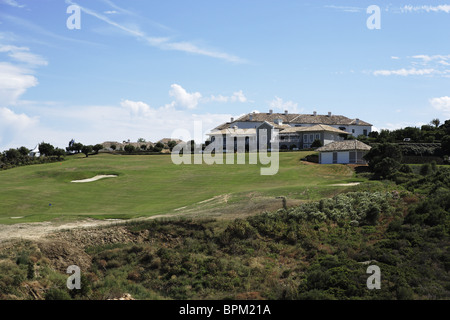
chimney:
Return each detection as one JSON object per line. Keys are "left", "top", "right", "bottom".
{"left": 328, "top": 112, "right": 332, "bottom": 117}
{"left": 284, "top": 110, "right": 288, "bottom": 115}
{"left": 231, "top": 117, "right": 234, "bottom": 122}
{"left": 355, "top": 118, "right": 360, "bottom": 125}
{"left": 313, "top": 111, "right": 317, "bottom": 116}
{"left": 269, "top": 109, "right": 273, "bottom": 114}
{"left": 249, "top": 114, "right": 253, "bottom": 121}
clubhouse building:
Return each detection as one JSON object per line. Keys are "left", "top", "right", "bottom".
{"left": 207, "top": 110, "right": 372, "bottom": 155}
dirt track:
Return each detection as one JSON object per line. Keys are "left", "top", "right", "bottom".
{"left": 0, "top": 192, "right": 295, "bottom": 244}
{"left": 0, "top": 215, "right": 173, "bottom": 244}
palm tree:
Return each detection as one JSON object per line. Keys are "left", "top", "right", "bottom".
{"left": 431, "top": 118, "right": 440, "bottom": 128}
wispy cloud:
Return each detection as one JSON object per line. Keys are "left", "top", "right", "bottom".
{"left": 67, "top": 0, "right": 246, "bottom": 63}
{"left": 0, "top": 13, "right": 101, "bottom": 47}
{"left": 0, "top": 44, "right": 48, "bottom": 66}
{"left": 401, "top": 5, "right": 450, "bottom": 13}
{"left": 373, "top": 68, "right": 438, "bottom": 76}
{"left": 373, "top": 54, "right": 450, "bottom": 77}
{"left": 101, "top": 0, "right": 173, "bottom": 32}
{"left": 324, "top": 5, "right": 364, "bottom": 13}
{"left": 0, "top": 0, "right": 25, "bottom": 8}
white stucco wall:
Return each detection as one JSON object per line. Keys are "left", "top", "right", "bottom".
{"left": 320, "top": 152, "right": 333, "bottom": 164}
{"left": 319, "top": 151, "right": 350, "bottom": 164}
{"left": 330, "top": 125, "right": 371, "bottom": 137}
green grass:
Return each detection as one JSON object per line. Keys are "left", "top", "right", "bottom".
{"left": 0, "top": 152, "right": 366, "bottom": 224}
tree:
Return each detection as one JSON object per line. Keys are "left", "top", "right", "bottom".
{"left": 441, "top": 135, "right": 450, "bottom": 155}
{"left": 124, "top": 144, "right": 135, "bottom": 153}
{"left": 93, "top": 144, "right": 103, "bottom": 154}
{"left": 72, "top": 142, "right": 83, "bottom": 154}
{"left": 430, "top": 118, "right": 440, "bottom": 128}
{"left": 39, "top": 142, "right": 55, "bottom": 157}
{"left": 140, "top": 144, "right": 147, "bottom": 151}
{"left": 364, "top": 143, "right": 402, "bottom": 179}
{"left": 137, "top": 138, "right": 146, "bottom": 143}
{"left": 373, "top": 157, "right": 401, "bottom": 179}
{"left": 17, "top": 146, "right": 30, "bottom": 157}
{"left": 110, "top": 144, "right": 117, "bottom": 151}
{"left": 167, "top": 140, "right": 177, "bottom": 151}
{"left": 311, "top": 139, "right": 323, "bottom": 148}
{"left": 5, "top": 148, "right": 20, "bottom": 161}
{"left": 81, "top": 145, "right": 93, "bottom": 157}
{"left": 53, "top": 148, "right": 66, "bottom": 160}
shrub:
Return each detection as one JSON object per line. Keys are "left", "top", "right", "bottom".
{"left": 124, "top": 145, "right": 136, "bottom": 153}
{"left": 311, "top": 139, "right": 323, "bottom": 148}
{"left": 45, "top": 288, "right": 72, "bottom": 300}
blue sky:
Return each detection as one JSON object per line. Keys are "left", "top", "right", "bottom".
{"left": 1, "top": 0, "right": 450, "bottom": 150}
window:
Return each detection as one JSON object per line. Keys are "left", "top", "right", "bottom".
{"left": 352, "top": 129, "right": 355, "bottom": 133}
{"left": 349, "top": 151, "right": 356, "bottom": 163}
{"left": 363, "top": 129, "right": 368, "bottom": 136}
{"left": 309, "top": 134, "right": 314, "bottom": 142}
{"left": 333, "top": 152, "right": 338, "bottom": 164}
{"left": 315, "top": 134, "right": 320, "bottom": 140}
{"left": 303, "top": 135, "right": 308, "bottom": 143}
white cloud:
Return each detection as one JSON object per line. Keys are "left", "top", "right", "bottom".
{"left": 430, "top": 96, "right": 450, "bottom": 116}
{"left": 0, "top": 107, "right": 38, "bottom": 147}
{"left": 269, "top": 96, "right": 301, "bottom": 113}
{"left": 373, "top": 68, "right": 437, "bottom": 76}
{"left": 230, "top": 90, "right": 247, "bottom": 103}
{"left": 0, "top": 44, "right": 48, "bottom": 106}
{"left": 0, "top": 82, "right": 245, "bottom": 150}
{"left": 208, "top": 90, "right": 247, "bottom": 103}
{"left": 0, "top": 62, "right": 39, "bottom": 106}
{"left": 169, "top": 84, "right": 202, "bottom": 110}
{"left": 120, "top": 99, "right": 152, "bottom": 116}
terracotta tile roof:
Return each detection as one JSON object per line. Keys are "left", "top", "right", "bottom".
{"left": 316, "top": 140, "right": 372, "bottom": 152}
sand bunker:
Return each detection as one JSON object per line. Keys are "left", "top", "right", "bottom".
{"left": 329, "top": 182, "right": 361, "bottom": 186}
{"left": 71, "top": 175, "right": 117, "bottom": 183}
